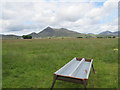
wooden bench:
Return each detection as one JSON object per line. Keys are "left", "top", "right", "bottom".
{"left": 51, "top": 57, "right": 95, "bottom": 89}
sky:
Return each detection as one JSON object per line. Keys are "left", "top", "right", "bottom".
{"left": 0, "top": 0, "right": 119, "bottom": 35}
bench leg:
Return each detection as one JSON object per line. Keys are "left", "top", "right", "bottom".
{"left": 92, "top": 64, "right": 95, "bottom": 74}
{"left": 50, "top": 76, "right": 57, "bottom": 90}
{"left": 83, "top": 80, "right": 87, "bottom": 89}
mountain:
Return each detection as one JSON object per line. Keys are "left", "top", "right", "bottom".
{"left": 99, "top": 31, "right": 113, "bottom": 35}
{"left": 99, "top": 31, "right": 119, "bottom": 36}
{"left": 113, "top": 31, "right": 120, "bottom": 37}
{"left": 28, "top": 32, "right": 39, "bottom": 38}
{"left": 29, "top": 26, "right": 82, "bottom": 38}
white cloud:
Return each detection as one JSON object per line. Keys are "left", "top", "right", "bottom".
{"left": 1, "top": 0, "right": 118, "bottom": 35}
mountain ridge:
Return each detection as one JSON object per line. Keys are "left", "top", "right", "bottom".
{"left": 1, "top": 27, "right": 119, "bottom": 39}
{"left": 98, "top": 30, "right": 119, "bottom": 36}
{"left": 29, "top": 26, "right": 82, "bottom": 38}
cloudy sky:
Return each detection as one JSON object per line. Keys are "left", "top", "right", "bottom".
{"left": 0, "top": 0, "right": 118, "bottom": 35}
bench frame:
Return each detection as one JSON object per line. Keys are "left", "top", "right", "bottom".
{"left": 50, "top": 58, "right": 95, "bottom": 89}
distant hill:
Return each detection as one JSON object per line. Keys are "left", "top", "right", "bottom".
{"left": 28, "top": 26, "right": 83, "bottom": 38}
{"left": 99, "top": 31, "right": 119, "bottom": 36}
{"left": 1, "top": 34, "right": 21, "bottom": 39}
{"left": 87, "top": 33, "right": 94, "bottom": 35}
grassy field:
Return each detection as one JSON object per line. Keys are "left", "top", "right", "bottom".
{"left": 2, "top": 38, "right": 118, "bottom": 88}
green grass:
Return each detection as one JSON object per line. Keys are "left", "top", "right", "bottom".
{"left": 2, "top": 38, "right": 118, "bottom": 88}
